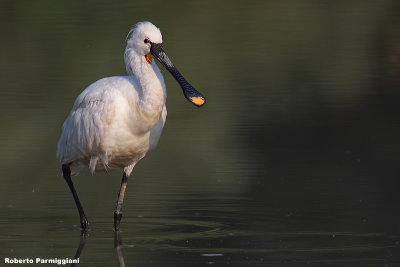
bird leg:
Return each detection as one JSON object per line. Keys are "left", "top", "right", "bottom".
{"left": 62, "top": 164, "right": 89, "bottom": 230}
{"left": 114, "top": 172, "right": 129, "bottom": 231}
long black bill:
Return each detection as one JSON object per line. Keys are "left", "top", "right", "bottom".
{"left": 150, "top": 42, "right": 206, "bottom": 107}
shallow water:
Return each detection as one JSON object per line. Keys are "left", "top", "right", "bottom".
{"left": 1, "top": 1, "right": 400, "bottom": 266}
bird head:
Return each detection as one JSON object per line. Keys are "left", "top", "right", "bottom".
{"left": 127, "top": 21, "right": 162, "bottom": 59}
{"left": 126, "top": 21, "right": 206, "bottom": 107}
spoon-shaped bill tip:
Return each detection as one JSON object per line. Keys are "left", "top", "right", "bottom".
{"left": 150, "top": 43, "right": 206, "bottom": 108}
{"left": 189, "top": 96, "right": 206, "bottom": 107}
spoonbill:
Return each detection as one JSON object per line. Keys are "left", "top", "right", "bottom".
{"left": 57, "top": 21, "right": 206, "bottom": 231}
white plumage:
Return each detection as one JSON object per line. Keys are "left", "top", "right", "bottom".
{"left": 57, "top": 21, "right": 205, "bottom": 231}
{"left": 57, "top": 22, "right": 167, "bottom": 177}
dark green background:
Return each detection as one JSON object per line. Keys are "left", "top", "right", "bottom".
{"left": 0, "top": 1, "right": 399, "bottom": 266}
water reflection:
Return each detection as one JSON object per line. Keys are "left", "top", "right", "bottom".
{"left": 57, "top": 214, "right": 399, "bottom": 266}
{"left": 69, "top": 230, "right": 127, "bottom": 267}
{"left": 114, "top": 231, "right": 125, "bottom": 267}
{"left": 70, "top": 231, "right": 88, "bottom": 267}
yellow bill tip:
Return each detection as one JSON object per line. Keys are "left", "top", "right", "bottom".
{"left": 190, "top": 96, "right": 206, "bottom": 107}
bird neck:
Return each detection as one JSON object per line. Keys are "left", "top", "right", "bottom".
{"left": 124, "top": 47, "right": 166, "bottom": 128}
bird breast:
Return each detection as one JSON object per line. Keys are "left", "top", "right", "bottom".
{"left": 57, "top": 75, "right": 167, "bottom": 175}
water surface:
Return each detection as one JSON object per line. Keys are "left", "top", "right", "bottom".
{"left": 0, "top": 1, "right": 400, "bottom": 266}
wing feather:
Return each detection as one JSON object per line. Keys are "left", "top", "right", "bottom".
{"left": 57, "top": 76, "right": 138, "bottom": 175}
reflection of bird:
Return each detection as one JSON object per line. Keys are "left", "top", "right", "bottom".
{"left": 57, "top": 21, "right": 206, "bottom": 231}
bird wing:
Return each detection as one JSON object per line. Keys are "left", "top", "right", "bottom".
{"left": 57, "top": 76, "right": 138, "bottom": 174}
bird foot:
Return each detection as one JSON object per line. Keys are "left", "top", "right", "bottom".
{"left": 80, "top": 216, "right": 89, "bottom": 231}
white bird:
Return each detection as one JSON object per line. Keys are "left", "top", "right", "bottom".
{"left": 57, "top": 21, "right": 206, "bottom": 231}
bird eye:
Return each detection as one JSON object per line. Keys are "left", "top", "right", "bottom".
{"left": 144, "top": 38, "right": 150, "bottom": 44}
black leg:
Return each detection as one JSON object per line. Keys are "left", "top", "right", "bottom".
{"left": 62, "top": 164, "right": 89, "bottom": 230}
{"left": 114, "top": 172, "right": 128, "bottom": 231}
